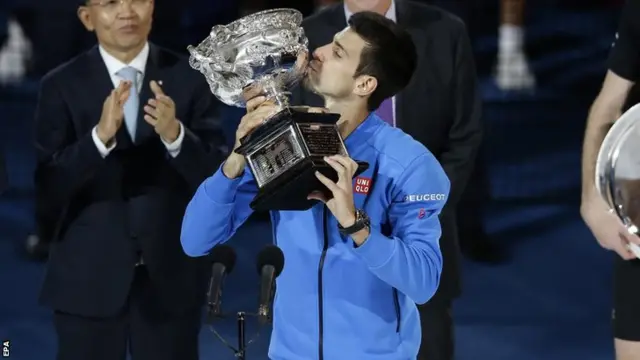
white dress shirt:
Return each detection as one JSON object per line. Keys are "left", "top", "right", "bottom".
{"left": 344, "top": 0, "right": 398, "bottom": 125}
{"left": 92, "top": 42, "right": 184, "bottom": 158}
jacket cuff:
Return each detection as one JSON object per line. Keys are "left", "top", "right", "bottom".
{"left": 162, "top": 121, "right": 184, "bottom": 158}
{"left": 202, "top": 163, "right": 244, "bottom": 204}
{"left": 91, "top": 126, "right": 116, "bottom": 157}
{"left": 351, "top": 229, "right": 397, "bottom": 269}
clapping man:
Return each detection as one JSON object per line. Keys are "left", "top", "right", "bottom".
{"left": 34, "top": 0, "right": 227, "bottom": 359}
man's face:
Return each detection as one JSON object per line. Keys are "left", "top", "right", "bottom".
{"left": 78, "top": 0, "right": 153, "bottom": 52}
{"left": 305, "top": 27, "right": 370, "bottom": 100}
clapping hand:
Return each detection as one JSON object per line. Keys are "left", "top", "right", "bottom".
{"left": 96, "top": 80, "right": 132, "bottom": 145}
{"left": 144, "top": 80, "right": 180, "bottom": 143}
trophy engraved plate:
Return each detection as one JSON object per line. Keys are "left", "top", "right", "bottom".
{"left": 595, "top": 103, "right": 640, "bottom": 258}
{"left": 297, "top": 123, "right": 348, "bottom": 157}
{"left": 247, "top": 126, "right": 305, "bottom": 188}
{"left": 188, "top": 8, "right": 369, "bottom": 211}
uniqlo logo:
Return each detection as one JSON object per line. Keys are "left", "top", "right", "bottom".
{"left": 354, "top": 177, "right": 371, "bottom": 195}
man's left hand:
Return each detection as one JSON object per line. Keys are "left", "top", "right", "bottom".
{"left": 144, "top": 80, "right": 180, "bottom": 143}
{"left": 308, "top": 155, "right": 358, "bottom": 227}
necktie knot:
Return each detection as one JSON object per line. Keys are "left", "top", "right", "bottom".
{"left": 117, "top": 66, "right": 139, "bottom": 84}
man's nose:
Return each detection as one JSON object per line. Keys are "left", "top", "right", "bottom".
{"left": 312, "top": 47, "right": 325, "bottom": 62}
{"left": 118, "top": 0, "right": 136, "bottom": 17}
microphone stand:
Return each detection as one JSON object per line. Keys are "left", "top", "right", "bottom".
{"left": 237, "top": 312, "right": 246, "bottom": 360}
{"left": 207, "top": 311, "right": 271, "bottom": 360}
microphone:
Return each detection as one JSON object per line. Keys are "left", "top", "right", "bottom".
{"left": 256, "top": 245, "right": 285, "bottom": 324}
{"left": 207, "top": 245, "right": 237, "bottom": 318}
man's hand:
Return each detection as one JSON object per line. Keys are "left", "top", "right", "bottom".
{"left": 581, "top": 196, "right": 639, "bottom": 260}
{"left": 244, "top": 84, "right": 269, "bottom": 112}
{"left": 222, "top": 101, "right": 280, "bottom": 179}
{"left": 144, "top": 80, "right": 180, "bottom": 143}
{"left": 222, "top": 87, "right": 329, "bottom": 179}
{"left": 308, "top": 155, "right": 358, "bottom": 227}
{"left": 221, "top": 88, "right": 272, "bottom": 179}
{"left": 96, "top": 80, "right": 132, "bottom": 145}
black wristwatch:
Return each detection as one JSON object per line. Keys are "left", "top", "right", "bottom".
{"left": 338, "top": 209, "right": 370, "bottom": 235}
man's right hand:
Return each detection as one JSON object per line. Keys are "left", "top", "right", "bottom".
{"left": 581, "top": 196, "right": 639, "bottom": 260}
{"left": 96, "top": 80, "right": 132, "bottom": 145}
{"left": 222, "top": 93, "right": 277, "bottom": 179}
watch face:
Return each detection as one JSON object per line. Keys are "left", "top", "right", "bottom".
{"left": 355, "top": 209, "right": 370, "bottom": 230}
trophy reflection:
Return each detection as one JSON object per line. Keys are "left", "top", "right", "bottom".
{"left": 188, "top": 9, "right": 368, "bottom": 211}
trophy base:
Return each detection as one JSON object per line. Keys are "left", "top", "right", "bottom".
{"left": 236, "top": 107, "right": 370, "bottom": 211}
{"left": 250, "top": 156, "right": 369, "bottom": 212}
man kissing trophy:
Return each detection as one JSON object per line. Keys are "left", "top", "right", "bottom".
{"left": 188, "top": 8, "right": 367, "bottom": 212}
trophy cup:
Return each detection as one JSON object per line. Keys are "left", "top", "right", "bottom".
{"left": 188, "top": 8, "right": 368, "bottom": 211}
{"left": 595, "top": 103, "right": 640, "bottom": 258}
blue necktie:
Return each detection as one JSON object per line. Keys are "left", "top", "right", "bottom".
{"left": 375, "top": 97, "right": 394, "bottom": 126}
{"left": 116, "top": 66, "right": 139, "bottom": 139}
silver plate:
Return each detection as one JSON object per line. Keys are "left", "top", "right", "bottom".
{"left": 595, "top": 103, "right": 640, "bottom": 256}
{"left": 246, "top": 125, "right": 305, "bottom": 188}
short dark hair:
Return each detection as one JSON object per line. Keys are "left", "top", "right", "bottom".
{"left": 348, "top": 12, "right": 417, "bottom": 111}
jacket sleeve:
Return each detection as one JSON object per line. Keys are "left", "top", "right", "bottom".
{"left": 180, "top": 165, "right": 257, "bottom": 257}
{"left": 168, "top": 78, "right": 229, "bottom": 191}
{"left": 351, "top": 153, "right": 449, "bottom": 304}
{"left": 438, "top": 20, "right": 482, "bottom": 207}
{"left": 34, "top": 74, "right": 107, "bottom": 207}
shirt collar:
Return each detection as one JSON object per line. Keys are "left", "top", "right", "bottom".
{"left": 344, "top": 0, "right": 397, "bottom": 23}
{"left": 98, "top": 42, "right": 150, "bottom": 76}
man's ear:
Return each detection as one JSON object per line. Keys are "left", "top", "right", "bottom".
{"left": 353, "top": 75, "right": 377, "bottom": 97}
{"left": 77, "top": 6, "right": 95, "bottom": 31}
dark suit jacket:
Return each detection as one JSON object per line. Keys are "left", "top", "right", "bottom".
{"left": 291, "top": 1, "right": 482, "bottom": 300}
{"left": 35, "top": 44, "right": 227, "bottom": 317}
{"left": 0, "top": 149, "right": 7, "bottom": 195}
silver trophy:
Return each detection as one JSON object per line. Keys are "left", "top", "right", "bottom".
{"left": 188, "top": 9, "right": 368, "bottom": 211}
{"left": 595, "top": 103, "right": 640, "bottom": 258}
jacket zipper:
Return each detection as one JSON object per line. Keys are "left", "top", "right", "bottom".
{"left": 317, "top": 206, "right": 329, "bottom": 360}
{"left": 317, "top": 206, "right": 400, "bottom": 358}
{"left": 393, "top": 288, "right": 401, "bottom": 332}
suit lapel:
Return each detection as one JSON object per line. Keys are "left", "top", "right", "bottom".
{"left": 326, "top": 3, "right": 347, "bottom": 30}
{"left": 85, "top": 47, "right": 133, "bottom": 148}
{"left": 135, "top": 44, "right": 161, "bottom": 144}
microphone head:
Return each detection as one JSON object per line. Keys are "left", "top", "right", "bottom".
{"left": 256, "top": 245, "right": 285, "bottom": 277}
{"left": 210, "top": 244, "right": 237, "bottom": 273}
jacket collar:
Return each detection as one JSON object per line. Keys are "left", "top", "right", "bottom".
{"left": 344, "top": 112, "right": 385, "bottom": 151}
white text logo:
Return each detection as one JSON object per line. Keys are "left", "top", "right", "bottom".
{"left": 403, "top": 194, "right": 446, "bottom": 202}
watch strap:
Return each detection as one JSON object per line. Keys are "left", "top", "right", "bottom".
{"left": 339, "top": 209, "right": 370, "bottom": 235}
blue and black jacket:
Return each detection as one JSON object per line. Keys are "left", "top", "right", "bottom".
{"left": 181, "top": 113, "right": 449, "bottom": 359}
